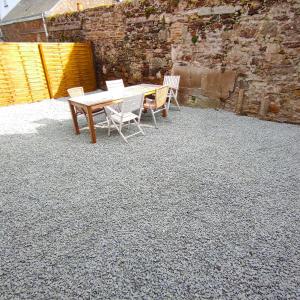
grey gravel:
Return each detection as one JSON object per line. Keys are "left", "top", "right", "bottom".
{"left": 0, "top": 99, "right": 299, "bottom": 299}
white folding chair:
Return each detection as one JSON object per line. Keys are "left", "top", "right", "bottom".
{"left": 105, "top": 94, "right": 145, "bottom": 143}
{"left": 105, "top": 80, "right": 125, "bottom": 114}
{"left": 106, "top": 79, "right": 125, "bottom": 91}
{"left": 163, "top": 75, "right": 180, "bottom": 111}
{"left": 144, "top": 86, "right": 169, "bottom": 129}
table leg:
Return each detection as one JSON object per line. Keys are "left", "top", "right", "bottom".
{"left": 162, "top": 105, "right": 168, "bottom": 118}
{"left": 86, "top": 106, "right": 96, "bottom": 144}
{"left": 69, "top": 102, "right": 80, "bottom": 134}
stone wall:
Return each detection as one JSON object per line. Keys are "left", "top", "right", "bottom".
{"left": 10, "top": 0, "right": 300, "bottom": 123}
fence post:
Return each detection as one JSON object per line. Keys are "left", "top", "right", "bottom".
{"left": 38, "top": 43, "right": 53, "bottom": 99}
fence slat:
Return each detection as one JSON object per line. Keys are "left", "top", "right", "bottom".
{"left": 39, "top": 42, "right": 97, "bottom": 98}
{"left": 0, "top": 42, "right": 97, "bottom": 106}
{"left": 0, "top": 43, "right": 50, "bottom": 106}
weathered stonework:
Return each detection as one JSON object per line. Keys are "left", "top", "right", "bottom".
{"left": 7, "top": 0, "right": 300, "bottom": 123}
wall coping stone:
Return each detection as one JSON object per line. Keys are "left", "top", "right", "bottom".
{"left": 48, "top": 24, "right": 82, "bottom": 32}
{"left": 182, "top": 5, "right": 241, "bottom": 16}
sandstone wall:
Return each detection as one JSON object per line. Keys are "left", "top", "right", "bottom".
{"left": 30, "top": 1, "right": 300, "bottom": 123}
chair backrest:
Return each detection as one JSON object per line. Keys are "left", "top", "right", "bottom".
{"left": 155, "top": 86, "right": 169, "bottom": 108}
{"left": 67, "top": 87, "right": 84, "bottom": 98}
{"left": 106, "top": 79, "right": 125, "bottom": 91}
{"left": 121, "top": 94, "right": 144, "bottom": 119}
{"left": 163, "top": 75, "right": 180, "bottom": 90}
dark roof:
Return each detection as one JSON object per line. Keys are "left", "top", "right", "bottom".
{"left": 1, "top": 0, "right": 60, "bottom": 24}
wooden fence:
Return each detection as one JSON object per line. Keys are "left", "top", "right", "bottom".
{"left": 40, "top": 43, "right": 96, "bottom": 98}
{"left": 0, "top": 42, "right": 97, "bottom": 106}
{"left": 0, "top": 43, "right": 49, "bottom": 106}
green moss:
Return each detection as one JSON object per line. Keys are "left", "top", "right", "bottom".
{"left": 60, "top": 33, "right": 67, "bottom": 42}
{"left": 140, "top": 0, "right": 149, "bottom": 7}
{"left": 125, "top": 11, "right": 134, "bottom": 18}
{"left": 47, "top": 14, "right": 60, "bottom": 21}
{"left": 144, "top": 6, "right": 157, "bottom": 18}
{"left": 161, "top": 15, "right": 166, "bottom": 27}
{"left": 65, "top": 11, "right": 79, "bottom": 17}
{"left": 169, "top": 0, "right": 179, "bottom": 7}
{"left": 191, "top": 35, "right": 198, "bottom": 44}
{"left": 122, "top": 0, "right": 133, "bottom": 6}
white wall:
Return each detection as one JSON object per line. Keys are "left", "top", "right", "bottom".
{"left": 0, "top": 0, "right": 21, "bottom": 20}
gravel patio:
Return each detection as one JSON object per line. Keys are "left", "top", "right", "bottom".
{"left": 0, "top": 99, "right": 299, "bottom": 299}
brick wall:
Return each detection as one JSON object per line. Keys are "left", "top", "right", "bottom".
{"left": 1, "top": 19, "right": 46, "bottom": 42}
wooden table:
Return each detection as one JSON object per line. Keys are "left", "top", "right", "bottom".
{"left": 68, "top": 84, "right": 166, "bottom": 143}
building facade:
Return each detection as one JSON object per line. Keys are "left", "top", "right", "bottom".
{"left": 0, "top": 0, "right": 115, "bottom": 42}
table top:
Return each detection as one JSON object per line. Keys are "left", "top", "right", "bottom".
{"left": 68, "top": 84, "right": 162, "bottom": 106}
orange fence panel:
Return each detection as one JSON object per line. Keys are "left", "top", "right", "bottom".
{"left": 0, "top": 42, "right": 97, "bottom": 106}
{"left": 39, "top": 42, "right": 97, "bottom": 98}
{"left": 0, "top": 43, "right": 50, "bottom": 106}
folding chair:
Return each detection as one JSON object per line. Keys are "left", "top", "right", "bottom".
{"left": 105, "top": 94, "right": 145, "bottom": 143}
{"left": 106, "top": 79, "right": 125, "bottom": 91}
{"left": 144, "top": 86, "right": 169, "bottom": 129}
{"left": 163, "top": 75, "right": 180, "bottom": 111}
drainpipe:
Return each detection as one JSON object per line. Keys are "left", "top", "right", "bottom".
{"left": 42, "top": 12, "right": 49, "bottom": 42}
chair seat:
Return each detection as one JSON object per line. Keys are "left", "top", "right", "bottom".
{"left": 77, "top": 107, "right": 104, "bottom": 115}
{"left": 92, "top": 107, "right": 104, "bottom": 114}
{"left": 111, "top": 112, "right": 138, "bottom": 123}
{"left": 144, "top": 98, "right": 156, "bottom": 109}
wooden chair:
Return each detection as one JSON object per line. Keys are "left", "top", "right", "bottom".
{"left": 163, "top": 75, "right": 180, "bottom": 111}
{"left": 144, "top": 86, "right": 169, "bottom": 129}
{"left": 67, "top": 87, "right": 105, "bottom": 119}
{"left": 67, "top": 87, "right": 85, "bottom": 116}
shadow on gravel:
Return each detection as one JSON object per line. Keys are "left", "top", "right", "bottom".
{"left": 0, "top": 112, "right": 172, "bottom": 146}
{"left": 1, "top": 104, "right": 299, "bottom": 299}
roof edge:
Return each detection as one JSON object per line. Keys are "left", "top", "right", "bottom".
{"left": 1, "top": 11, "right": 50, "bottom": 26}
